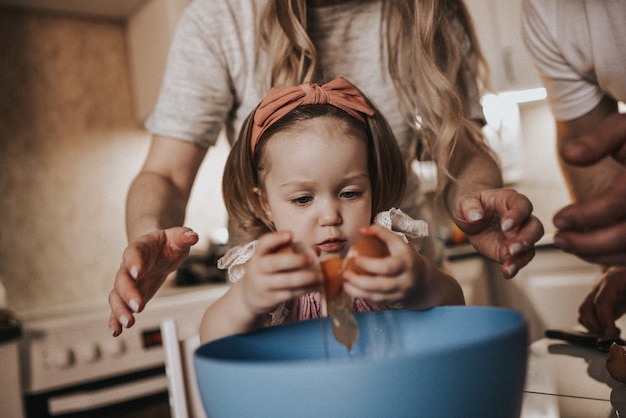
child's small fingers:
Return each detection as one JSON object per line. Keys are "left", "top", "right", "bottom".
{"left": 257, "top": 231, "right": 293, "bottom": 255}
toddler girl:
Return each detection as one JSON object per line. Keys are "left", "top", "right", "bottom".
{"left": 200, "top": 77, "right": 464, "bottom": 343}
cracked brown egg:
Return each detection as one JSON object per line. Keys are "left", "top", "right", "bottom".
{"left": 275, "top": 244, "right": 295, "bottom": 254}
{"left": 344, "top": 235, "right": 389, "bottom": 273}
{"left": 606, "top": 343, "right": 626, "bottom": 382}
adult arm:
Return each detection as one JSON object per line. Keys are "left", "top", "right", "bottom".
{"left": 445, "top": 127, "right": 544, "bottom": 278}
{"left": 126, "top": 135, "right": 206, "bottom": 239}
{"left": 553, "top": 99, "right": 626, "bottom": 337}
{"left": 553, "top": 97, "right": 626, "bottom": 265}
{"left": 552, "top": 98, "right": 626, "bottom": 337}
{"left": 108, "top": 135, "right": 207, "bottom": 336}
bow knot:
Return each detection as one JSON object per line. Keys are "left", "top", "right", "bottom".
{"left": 303, "top": 83, "right": 330, "bottom": 104}
{"left": 250, "top": 77, "right": 375, "bottom": 155}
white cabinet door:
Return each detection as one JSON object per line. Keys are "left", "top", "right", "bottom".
{"left": 490, "top": 248, "right": 602, "bottom": 342}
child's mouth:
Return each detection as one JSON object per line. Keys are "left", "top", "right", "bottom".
{"left": 317, "top": 239, "right": 345, "bottom": 254}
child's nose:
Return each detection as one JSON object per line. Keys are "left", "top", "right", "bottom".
{"left": 319, "top": 204, "right": 342, "bottom": 226}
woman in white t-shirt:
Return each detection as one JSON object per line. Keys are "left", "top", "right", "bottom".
{"left": 108, "top": 0, "right": 544, "bottom": 336}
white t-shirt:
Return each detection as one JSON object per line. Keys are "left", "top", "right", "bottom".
{"left": 148, "top": 0, "right": 482, "bottom": 147}
{"left": 522, "top": 0, "right": 626, "bottom": 121}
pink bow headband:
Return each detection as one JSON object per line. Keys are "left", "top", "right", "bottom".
{"left": 250, "top": 77, "right": 376, "bottom": 155}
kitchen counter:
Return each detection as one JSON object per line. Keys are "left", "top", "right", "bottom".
{"left": 0, "top": 309, "right": 25, "bottom": 418}
{"left": 521, "top": 337, "right": 626, "bottom": 417}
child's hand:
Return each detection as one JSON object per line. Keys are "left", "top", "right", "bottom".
{"left": 235, "top": 231, "right": 322, "bottom": 319}
{"left": 342, "top": 225, "right": 420, "bottom": 306}
{"left": 342, "top": 225, "right": 464, "bottom": 309}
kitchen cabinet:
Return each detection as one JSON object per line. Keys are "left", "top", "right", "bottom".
{"left": 0, "top": 0, "right": 189, "bottom": 122}
{"left": 444, "top": 254, "right": 495, "bottom": 307}
{"left": 491, "top": 246, "right": 602, "bottom": 342}
{"left": 465, "top": 0, "right": 541, "bottom": 92}
{"left": 444, "top": 235, "right": 604, "bottom": 344}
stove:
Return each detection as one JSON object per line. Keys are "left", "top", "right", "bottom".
{"left": 19, "top": 283, "right": 229, "bottom": 417}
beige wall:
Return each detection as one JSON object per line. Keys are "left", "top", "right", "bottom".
{"left": 0, "top": 10, "right": 145, "bottom": 313}
{"left": 0, "top": 9, "right": 227, "bottom": 315}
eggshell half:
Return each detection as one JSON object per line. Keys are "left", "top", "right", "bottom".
{"left": 606, "top": 343, "right": 626, "bottom": 382}
{"left": 344, "top": 235, "right": 389, "bottom": 273}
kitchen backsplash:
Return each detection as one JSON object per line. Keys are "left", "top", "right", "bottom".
{"left": 0, "top": 9, "right": 227, "bottom": 315}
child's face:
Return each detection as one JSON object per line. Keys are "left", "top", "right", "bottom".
{"left": 259, "top": 116, "right": 372, "bottom": 260}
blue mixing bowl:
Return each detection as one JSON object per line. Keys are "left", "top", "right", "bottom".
{"left": 194, "top": 306, "right": 527, "bottom": 418}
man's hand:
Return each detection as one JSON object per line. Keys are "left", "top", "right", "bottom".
{"left": 554, "top": 112, "right": 626, "bottom": 265}
{"left": 579, "top": 267, "right": 626, "bottom": 338}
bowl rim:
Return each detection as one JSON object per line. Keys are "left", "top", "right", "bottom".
{"left": 195, "top": 306, "right": 528, "bottom": 368}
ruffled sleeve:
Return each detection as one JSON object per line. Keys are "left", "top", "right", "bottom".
{"left": 217, "top": 240, "right": 257, "bottom": 283}
{"left": 373, "top": 208, "right": 429, "bottom": 242}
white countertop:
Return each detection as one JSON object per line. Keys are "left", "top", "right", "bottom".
{"left": 521, "top": 338, "right": 626, "bottom": 417}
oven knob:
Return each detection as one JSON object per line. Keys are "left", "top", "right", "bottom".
{"left": 101, "top": 338, "right": 126, "bottom": 358}
{"left": 76, "top": 342, "right": 101, "bottom": 363}
{"left": 50, "top": 347, "right": 74, "bottom": 369}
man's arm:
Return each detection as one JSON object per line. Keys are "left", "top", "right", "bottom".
{"left": 555, "top": 96, "right": 621, "bottom": 205}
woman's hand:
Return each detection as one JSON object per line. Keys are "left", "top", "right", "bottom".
{"left": 108, "top": 227, "right": 199, "bottom": 336}
{"left": 342, "top": 225, "right": 464, "bottom": 308}
{"left": 453, "top": 188, "right": 545, "bottom": 278}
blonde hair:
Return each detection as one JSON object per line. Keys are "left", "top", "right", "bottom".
{"left": 258, "top": 0, "right": 493, "bottom": 194}
{"left": 223, "top": 100, "right": 406, "bottom": 238}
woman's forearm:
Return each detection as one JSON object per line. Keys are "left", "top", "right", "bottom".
{"left": 443, "top": 130, "right": 503, "bottom": 215}
{"left": 125, "top": 171, "right": 189, "bottom": 241}
{"left": 125, "top": 135, "right": 206, "bottom": 242}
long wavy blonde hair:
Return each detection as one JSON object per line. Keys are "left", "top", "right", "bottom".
{"left": 258, "top": 0, "right": 493, "bottom": 194}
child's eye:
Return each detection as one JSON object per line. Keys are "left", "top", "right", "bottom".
{"left": 292, "top": 196, "right": 313, "bottom": 205}
{"left": 341, "top": 190, "right": 362, "bottom": 199}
